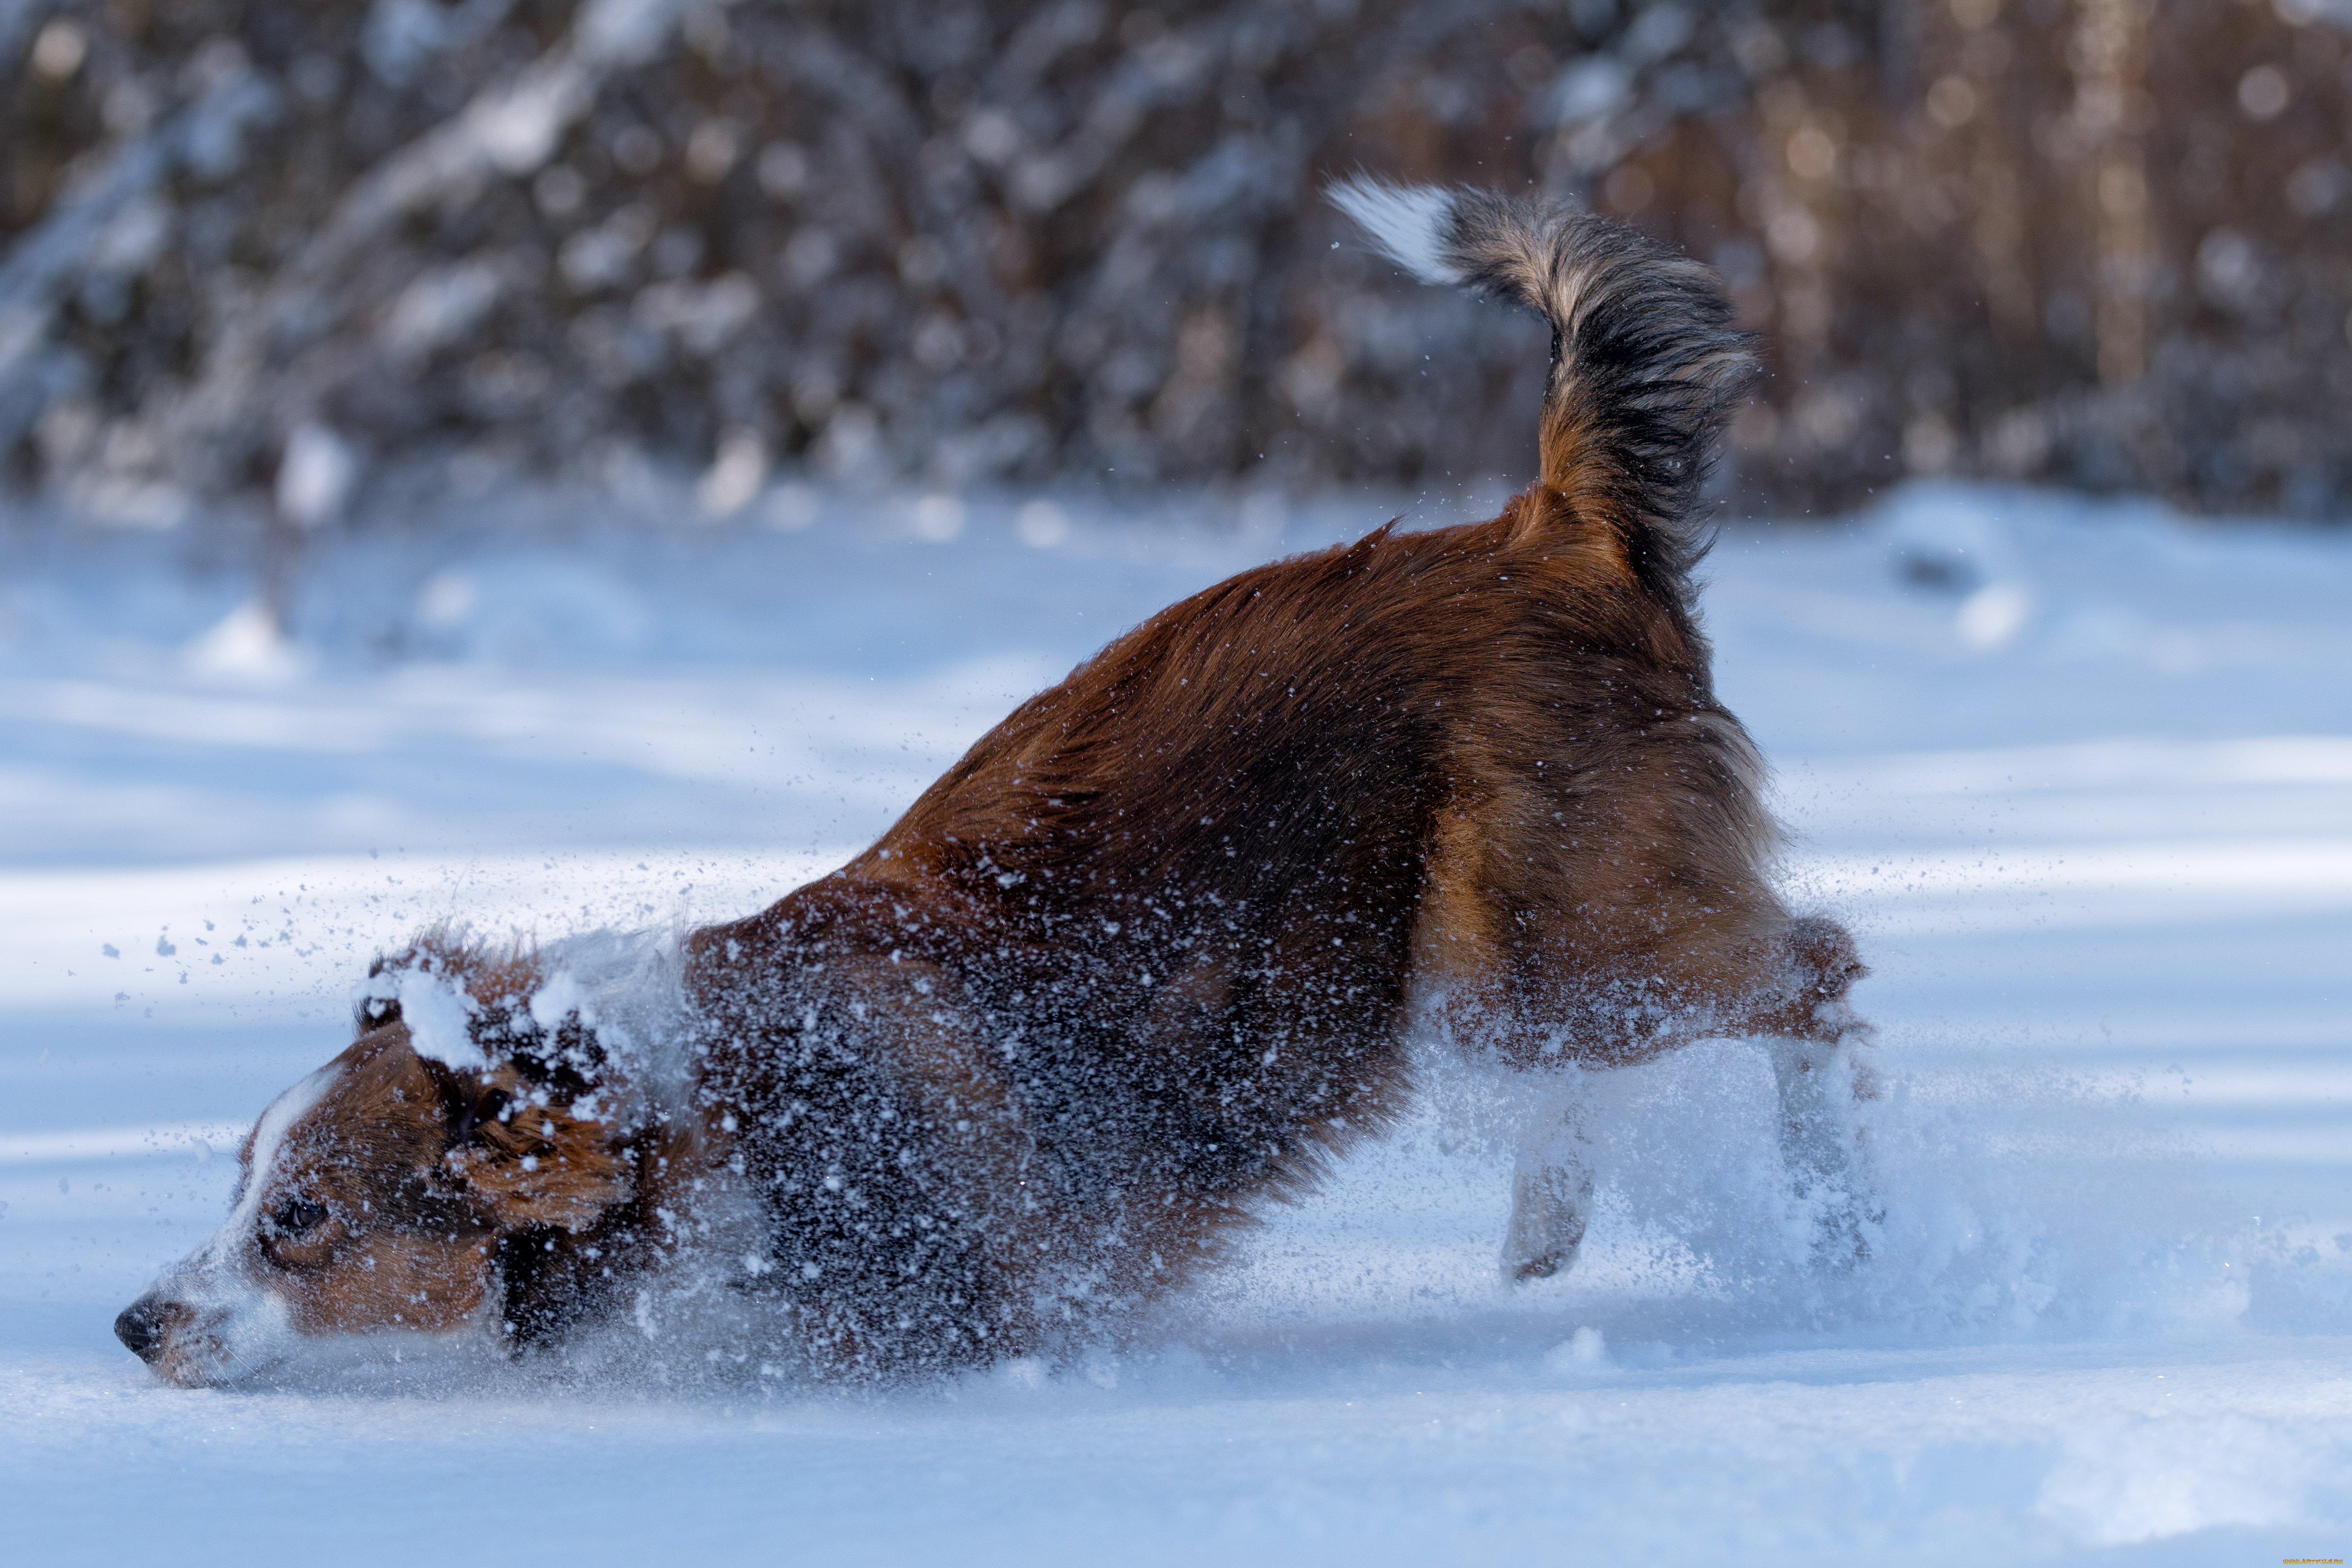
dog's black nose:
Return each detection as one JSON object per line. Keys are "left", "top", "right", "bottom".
{"left": 114, "top": 1296, "right": 169, "bottom": 1362}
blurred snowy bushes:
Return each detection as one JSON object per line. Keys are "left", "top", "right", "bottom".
{"left": 3, "top": 0, "right": 2350, "bottom": 531}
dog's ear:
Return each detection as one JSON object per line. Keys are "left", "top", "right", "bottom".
{"left": 440, "top": 1072, "right": 635, "bottom": 1233}
{"left": 362, "top": 936, "right": 609, "bottom": 1087}
{"left": 412, "top": 1052, "right": 509, "bottom": 1149}
{"left": 370, "top": 939, "right": 637, "bottom": 1233}
{"left": 470, "top": 993, "right": 607, "bottom": 1091}
{"left": 355, "top": 953, "right": 404, "bottom": 1035}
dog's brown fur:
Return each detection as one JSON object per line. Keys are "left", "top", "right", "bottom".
{"left": 120, "top": 184, "right": 1867, "bottom": 1384}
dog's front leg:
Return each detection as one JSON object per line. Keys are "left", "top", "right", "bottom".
{"left": 1754, "top": 917, "right": 1880, "bottom": 1266}
{"left": 1764, "top": 1032, "right": 1878, "bottom": 1264}
{"left": 1502, "top": 1079, "right": 1594, "bottom": 1283}
{"left": 1504, "top": 1152, "right": 1594, "bottom": 1282}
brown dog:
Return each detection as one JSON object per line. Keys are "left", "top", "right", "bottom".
{"left": 116, "top": 181, "right": 1871, "bottom": 1386}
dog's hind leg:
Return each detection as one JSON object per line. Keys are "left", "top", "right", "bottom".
{"left": 1764, "top": 1030, "right": 1880, "bottom": 1267}
{"left": 1502, "top": 1082, "right": 1595, "bottom": 1283}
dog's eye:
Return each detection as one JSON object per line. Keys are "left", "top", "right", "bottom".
{"left": 271, "top": 1197, "right": 328, "bottom": 1235}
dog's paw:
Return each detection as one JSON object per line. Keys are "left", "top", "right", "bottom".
{"left": 1742, "top": 917, "right": 1871, "bottom": 1042}
{"left": 1848, "top": 1053, "right": 1885, "bottom": 1101}
{"left": 1786, "top": 915, "right": 1866, "bottom": 1002}
{"left": 1503, "top": 1166, "right": 1590, "bottom": 1285}
{"left": 1510, "top": 1250, "right": 1568, "bottom": 1282}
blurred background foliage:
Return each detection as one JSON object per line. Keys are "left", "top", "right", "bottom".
{"left": 2, "top": 0, "right": 2346, "bottom": 533}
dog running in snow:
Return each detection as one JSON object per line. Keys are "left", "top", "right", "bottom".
{"left": 116, "top": 181, "right": 1874, "bottom": 1386}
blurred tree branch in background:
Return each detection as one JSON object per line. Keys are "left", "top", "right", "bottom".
{"left": 2, "top": 0, "right": 2347, "bottom": 531}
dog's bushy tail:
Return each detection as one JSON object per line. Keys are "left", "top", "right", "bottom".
{"left": 1329, "top": 178, "right": 1757, "bottom": 599}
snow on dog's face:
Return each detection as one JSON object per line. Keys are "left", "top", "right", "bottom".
{"left": 116, "top": 952, "right": 636, "bottom": 1387}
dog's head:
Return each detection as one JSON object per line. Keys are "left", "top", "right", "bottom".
{"left": 116, "top": 942, "right": 638, "bottom": 1387}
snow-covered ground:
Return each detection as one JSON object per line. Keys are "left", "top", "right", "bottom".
{"left": 2, "top": 480, "right": 2348, "bottom": 1564}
